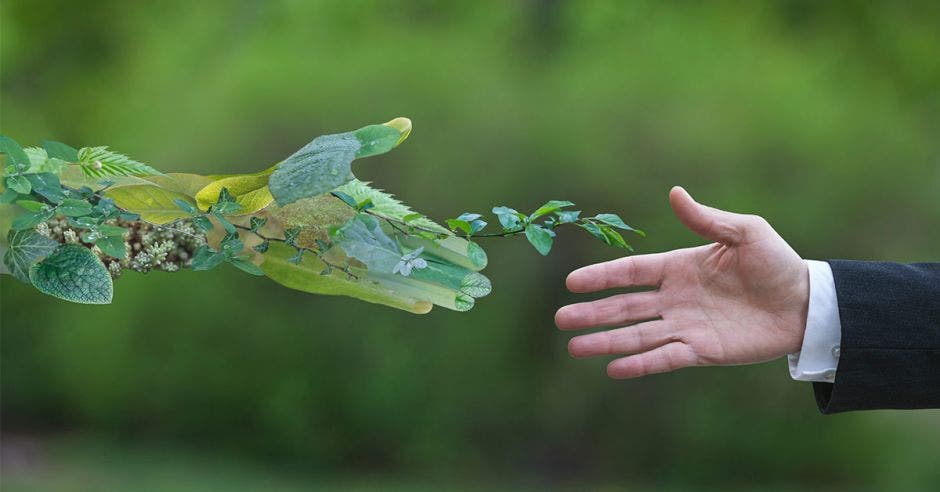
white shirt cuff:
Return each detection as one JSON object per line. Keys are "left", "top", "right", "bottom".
{"left": 788, "top": 260, "right": 842, "bottom": 383}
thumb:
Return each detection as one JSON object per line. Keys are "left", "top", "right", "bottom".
{"left": 668, "top": 186, "right": 752, "bottom": 245}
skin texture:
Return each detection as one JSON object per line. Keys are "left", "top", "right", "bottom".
{"left": 555, "top": 187, "right": 809, "bottom": 379}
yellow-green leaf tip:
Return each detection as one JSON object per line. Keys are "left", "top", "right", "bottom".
{"left": 383, "top": 117, "right": 412, "bottom": 145}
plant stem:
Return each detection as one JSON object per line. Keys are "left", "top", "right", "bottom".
{"left": 232, "top": 223, "right": 358, "bottom": 280}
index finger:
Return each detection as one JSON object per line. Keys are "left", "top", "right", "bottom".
{"left": 566, "top": 252, "right": 669, "bottom": 293}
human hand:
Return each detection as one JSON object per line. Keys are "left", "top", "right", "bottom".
{"left": 555, "top": 187, "right": 809, "bottom": 379}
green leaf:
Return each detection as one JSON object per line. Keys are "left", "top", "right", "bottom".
{"left": 353, "top": 123, "right": 406, "bottom": 158}
{"left": 190, "top": 246, "right": 225, "bottom": 271}
{"left": 331, "top": 191, "right": 359, "bottom": 209}
{"left": 229, "top": 255, "right": 264, "bottom": 276}
{"left": 492, "top": 206, "right": 525, "bottom": 230}
{"left": 173, "top": 198, "right": 198, "bottom": 215}
{"left": 3, "top": 228, "right": 58, "bottom": 283}
{"left": 356, "top": 198, "right": 374, "bottom": 212}
{"left": 15, "top": 200, "right": 46, "bottom": 212}
{"left": 253, "top": 240, "right": 270, "bottom": 253}
{"left": 286, "top": 249, "right": 305, "bottom": 264}
{"left": 1, "top": 187, "right": 20, "bottom": 203}
{"left": 529, "top": 200, "right": 575, "bottom": 221}
{"left": 579, "top": 221, "right": 608, "bottom": 244}
{"left": 0, "top": 135, "right": 31, "bottom": 172}
{"left": 195, "top": 172, "right": 272, "bottom": 214}
{"left": 220, "top": 232, "right": 244, "bottom": 257}
{"left": 6, "top": 175, "right": 31, "bottom": 194}
{"left": 524, "top": 224, "right": 553, "bottom": 255}
{"left": 456, "top": 213, "right": 486, "bottom": 234}
{"left": 97, "top": 225, "right": 128, "bottom": 236}
{"left": 555, "top": 210, "right": 581, "bottom": 224}
{"left": 283, "top": 227, "right": 301, "bottom": 246}
{"left": 24, "top": 148, "right": 69, "bottom": 175}
{"left": 330, "top": 214, "right": 402, "bottom": 273}
{"left": 57, "top": 198, "right": 94, "bottom": 217}
{"left": 328, "top": 179, "right": 451, "bottom": 235}
{"left": 211, "top": 200, "right": 242, "bottom": 215}
{"left": 445, "top": 218, "right": 472, "bottom": 236}
{"left": 28, "top": 244, "right": 113, "bottom": 304}
{"left": 94, "top": 197, "right": 119, "bottom": 218}
{"left": 11, "top": 208, "right": 54, "bottom": 231}
{"left": 212, "top": 211, "right": 237, "bottom": 234}
{"left": 249, "top": 216, "right": 267, "bottom": 232}
{"left": 402, "top": 213, "right": 423, "bottom": 223}
{"left": 25, "top": 173, "right": 66, "bottom": 203}
{"left": 192, "top": 215, "right": 213, "bottom": 232}
{"left": 95, "top": 235, "right": 127, "bottom": 258}
{"left": 269, "top": 118, "right": 412, "bottom": 206}
{"left": 600, "top": 225, "right": 631, "bottom": 250}
{"left": 104, "top": 185, "right": 196, "bottom": 224}
{"left": 42, "top": 141, "right": 79, "bottom": 162}
{"left": 69, "top": 216, "right": 100, "bottom": 229}
{"left": 593, "top": 213, "right": 638, "bottom": 232}
{"left": 76, "top": 146, "right": 161, "bottom": 178}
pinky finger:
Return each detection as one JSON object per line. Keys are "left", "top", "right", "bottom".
{"left": 606, "top": 342, "right": 697, "bottom": 379}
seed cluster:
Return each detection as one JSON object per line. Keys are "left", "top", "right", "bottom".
{"left": 36, "top": 217, "right": 206, "bottom": 278}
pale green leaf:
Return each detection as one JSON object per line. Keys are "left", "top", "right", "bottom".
{"left": 269, "top": 118, "right": 411, "bottom": 205}
{"left": 104, "top": 185, "right": 196, "bottom": 224}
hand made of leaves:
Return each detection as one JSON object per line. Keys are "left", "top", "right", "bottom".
{"left": 0, "top": 118, "right": 643, "bottom": 313}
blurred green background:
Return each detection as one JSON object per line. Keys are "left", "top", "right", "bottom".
{"left": 2, "top": 1, "right": 939, "bottom": 490}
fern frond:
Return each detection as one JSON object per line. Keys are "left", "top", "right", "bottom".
{"left": 334, "top": 179, "right": 450, "bottom": 234}
{"left": 77, "top": 146, "right": 162, "bottom": 179}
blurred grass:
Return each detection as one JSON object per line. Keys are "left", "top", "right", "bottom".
{"left": 2, "top": 0, "right": 940, "bottom": 490}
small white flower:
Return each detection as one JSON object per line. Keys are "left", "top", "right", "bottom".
{"left": 393, "top": 247, "right": 428, "bottom": 277}
{"left": 63, "top": 229, "right": 79, "bottom": 244}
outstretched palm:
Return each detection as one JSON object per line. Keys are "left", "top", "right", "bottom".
{"left": 555, "top": 187, "right": 809, "bottom": 379}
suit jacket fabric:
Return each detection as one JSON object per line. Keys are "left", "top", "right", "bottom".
{"left": 814, "top": 260, "right": 940, "bottom": 413}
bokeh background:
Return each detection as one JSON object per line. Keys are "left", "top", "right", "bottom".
{"left": 2, "top": 1, "right": 939, "bottom": 490}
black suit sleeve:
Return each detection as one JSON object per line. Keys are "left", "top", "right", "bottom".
{"left": 813, "top": 260, "right": 940, "bottom": 414}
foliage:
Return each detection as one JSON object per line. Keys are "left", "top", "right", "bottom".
{"left": 0, "top": 120, "right": 642, "bottom": 312}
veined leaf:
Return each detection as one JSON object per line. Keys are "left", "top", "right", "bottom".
{"left": 195, "top": 167, "right": 275, "bottom": 214}
{"left": 529, "top": 200, "right": 575, "bottom": 221}
{"left": 94, "top": 235, "right": 127, "bottom": 259}
{"left": 6, "top": 175, "right": 31, "bottom": 194}
{"left": 261, "top": 241, "right": 432, "bottom": 314}
{"left": 104, "top": 185, "right": 196, "bottom": 224}
{"left": 29, "top": 244, "right": 113, "bottom": 304}
{"left": 25, "top": 173, "right": 67, "bottom": 203}
{"left": 143, "top": 173, "right": 215, "bottom": 196}
{"left": 334, "top": 179, "right": 450, "bottom": 235}
{"left": 330, "top": 214, "right": 401, "bottom": 273}
{"left": 24, "top": 147, "right": 69, "bottom": 175}
{"left": 269, "top": 118, "right": 412, "bottom": 205}
{"left": 3, "top": 228, "right": 58, "bottom": 283}
{"left": 57, "top": 198, "right": 93, "bottom": 217}
{"left": 41, "top": 140, "right": 79, "bottom": 162}
{"left": 11, "top": 208, "right": 54, "bottom": 231}
{"left": 57, "top": 164, "right": 154, "bottom": 190}
{"left": 525, "top": 224, "right": 553, "bottom": 255}
{"left": 77, "top": 146, "right": 161, "bottom": 178}
{"left": 0, "top": 135, "right": 31, "bottom": 172}
{"left": 593, "top": 213, "right": 641, "bottom": 234}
